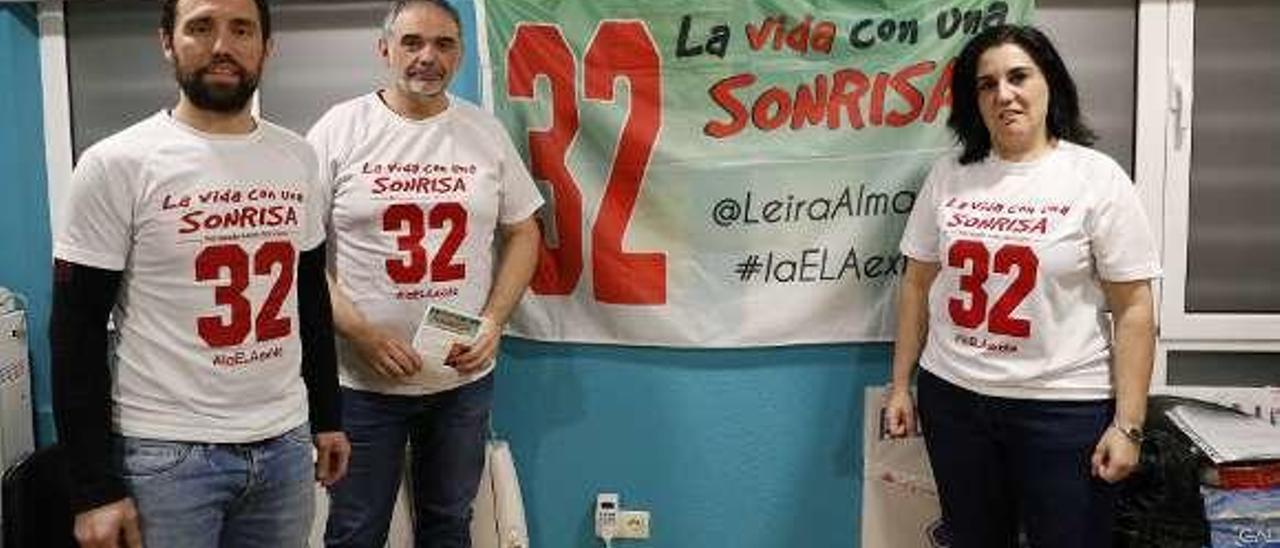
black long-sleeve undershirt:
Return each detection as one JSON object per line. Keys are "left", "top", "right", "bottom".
{"left": 298, "top": 242, "right": 341, "bottom": 434}
{"left": 50, "top": 259, "right": 125, "bottom": 513}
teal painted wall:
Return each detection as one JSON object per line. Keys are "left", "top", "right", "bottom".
{"left": 0, "top": 3, "right": 55, "bottom": 446}
{"left": 493, "top": 341, "right": 890, "bottom": 547}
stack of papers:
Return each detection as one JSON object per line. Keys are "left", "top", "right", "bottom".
{"left": 411, "top": 304, "right": 486, "bottom": 373}
{"left": 1166, "top": 404, "right": 1280, "bottom": 464}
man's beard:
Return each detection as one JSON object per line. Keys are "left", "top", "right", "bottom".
{"left": 176, "top": 56, "right": 260, "bottom": 113}
{"left": 396, "top": 65, "right": 448, "bottom": 100}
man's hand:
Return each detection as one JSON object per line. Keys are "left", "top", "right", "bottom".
{"left": 446, "top": 318, "right": 500, "bottom": 373}
{"left": 1091, "top": 426, "right": 1141, "bottom": 483}
{"left": 313, "top": 431, "right": 351, "bottom": 487}
{"left": 74, "top": 498, "right": 143, "bottom": 548}
{"left": 349, "top": 324, "right": 422, "bottom": 379}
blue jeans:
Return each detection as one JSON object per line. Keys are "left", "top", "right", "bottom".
{"left": 325, "top": 374, "right": 494, "bottom": 548}
{"left": 117, "top": 423, "right": 316, "bottom": 548}
{"left": 917, "top": 369, "right": 1118, "bottom": 548}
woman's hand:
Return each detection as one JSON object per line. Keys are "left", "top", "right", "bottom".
{"left": 1091, "top": 426, "right": 1140, "bottom": 482}
{"left": 885, "top": 386, "right": 918, "bottom": 438}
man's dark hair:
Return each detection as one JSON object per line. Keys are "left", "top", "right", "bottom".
{"left": 383, "top": 0, "right": 462, "bottom": 39}
{"left": 947, "top": 24, "right": 1096, "bottom": 164}
{"left": 162, "top": 0, "right": 273, "bottom": 42}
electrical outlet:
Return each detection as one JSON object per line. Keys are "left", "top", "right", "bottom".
{"left": 595, "top": 492, "right": 620, "bottom": 539}
{"left": 615, "top": 510, "right": 650, "bottom": 539}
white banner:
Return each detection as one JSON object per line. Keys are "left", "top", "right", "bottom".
{"left": 485, "top": 0, "right": 1035, "bottom": 347}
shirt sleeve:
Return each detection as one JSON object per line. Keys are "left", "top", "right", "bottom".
{"left": 494, "top": 127, "right": 544, "bottom": 224}
{"left": 898, "top": 159, "right": 945, "bottom": 263}
{"left": 1089, "top": 164, "right": 1162, "bottom": 282}
{"left": 51, "top": 261, "right": 127, "bottom": 514}
{"left": 305, "top": 109, "right": 339, "bottom": 193}
{"left": 306, "top": 109, "right": 344, "bottom": 247}
{"left": 298, "top": 144, "right": 328, "bottom": 252}
{"left": 296, "top": 243, "right": 340, "bottom": 433}
{"left": 53, "top": 149, "right": 134, "bottom": 270}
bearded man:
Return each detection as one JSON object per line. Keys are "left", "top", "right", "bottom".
{"left": 51, "top": 1, "right": 349, "bottom": 546}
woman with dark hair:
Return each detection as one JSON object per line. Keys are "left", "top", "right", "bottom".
{"left": 884, "top": 24, "right": 1160, "bottom": 548}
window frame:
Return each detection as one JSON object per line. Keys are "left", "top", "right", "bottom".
{"left": 1154, "top": 0, "right": 1280, "bottom": 343}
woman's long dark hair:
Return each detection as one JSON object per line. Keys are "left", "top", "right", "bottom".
{"left": 947, "top": 24, "right": 1096, "bottom": 164}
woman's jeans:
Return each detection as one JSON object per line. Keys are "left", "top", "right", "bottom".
{"left": 917, "top": 369, "right": 1118, "bottom": 548}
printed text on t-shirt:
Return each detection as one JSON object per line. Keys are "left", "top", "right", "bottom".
{"left": 942, "top": 197, "right": 1072, "bottom": 239}
{"left": 383, "top": 202, "right": 468, "bottom": 291}
{"left": 948, "top": 239, "right": 1037, "bottom": 339}
{"left": 195, "top": 241, "right": 295, "bottom": 351}
{"left": 163, "top": 186, "right": 305, "bottom": 240}
{"left": 363, "top": 162, "right": 476, "bottom": 196}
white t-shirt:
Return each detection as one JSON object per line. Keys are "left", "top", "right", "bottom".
{"left": 55, "top": 112, "right": 326, "bottom": 442}
{"left": 899, "top": 141, "right": 1161, "bottom": 400}
{"left": 308, "top": 93, "right": 543, "bottom": 395}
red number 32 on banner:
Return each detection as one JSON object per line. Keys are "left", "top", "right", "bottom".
{"left": 506, "top": 21, "right": 667, "bottom": 305}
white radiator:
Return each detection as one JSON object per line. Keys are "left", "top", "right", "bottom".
{"left": 308, "top": 440, "right": 528, "bottom": 547}
{"left": 0, "top": 306, "right": 36, "bottom": 548}
{"left": 0, "top": 308, "right": 34, "bottom": 471}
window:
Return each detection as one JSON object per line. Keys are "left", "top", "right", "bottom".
{"left": 1148, "top": 0, "right": 1280, "bottom": 383}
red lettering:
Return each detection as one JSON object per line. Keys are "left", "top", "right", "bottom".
{"left": 887, "top": 61, "right": 933, "bottom": 127}
{"left": 180, "top": 211, "right": 203, "bottom": 234}
{"left": 195, "top": 241, "right": 296, "bottom": 348}
{"left": 790, "top": 74, "right": 828, "bottom": 129}
{"left": 508, "top": 22, "right": 666, "bottom": 303}
{"left": 585, "top": 21, "right": 667, "bottom": 304}
{"left": 745, "top": 16, "right": 779, "bottom": 51}
{"left": 828, "top": 69, "right": 869, "bottom": 129}
{"left": 870, "top": 72, "right": 889, "bottom": 126}
{"left": 703, "top": 60, "right": 956, "bottom": 137}
{"left": 812, "top": 22, "right": 836, "bottom": 54}
{"left": 924, "top": 59, "right": 954, "bottom": 123}
{"left": 704, "top": 73, "right": 756, "bottom": 138}
{"left": 752, "top": 87, "right": 792, "bottom": 131}
{"left": 507, "top": 24, "right": 584, "bottom": 295}
{"left": 784, "top": 16, "right": 812, "bottom": 54}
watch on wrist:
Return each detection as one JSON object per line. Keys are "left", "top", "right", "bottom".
{"left": 1112, "top": 422, "right": 1145, "bottom": 444}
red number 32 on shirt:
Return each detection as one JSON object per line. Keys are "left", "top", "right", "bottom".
{"left": 195, "top": 241, "right": 295, "bottom": 348}
{"left": 382, "top": 202, "right": 467, "bottom": 284}
{"left": 947, "top": 239, "right": 1038, "bottom": 338}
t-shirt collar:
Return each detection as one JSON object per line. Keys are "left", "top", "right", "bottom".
{"left": 160, "top": 109, "right": 263, "bottom": 142}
